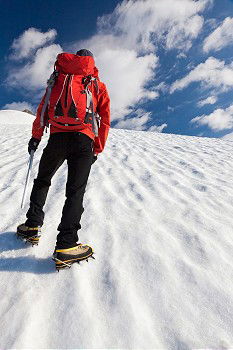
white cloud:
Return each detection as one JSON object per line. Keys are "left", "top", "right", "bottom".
{"left": 71, "top": 0, "right": 211, "bottom": 121}
{"left": 6, "top": 0, "right": 212, "bottom": 129}
{"left": 114, "top": 110, "right": 152, "bottom": 130}
{"left": 155, "top": 82, "right": 169, "bottom": 94}
{"left": 95, "top": 49, "right": 158, "bottom": 120}
{"left": 165, "top": 14, "right": 204, "bottom": 51}
{"left": 114, "top": 109, "right": 167, "bottom": 132}
{"left": 10, "top": 27, "right": 57, "bottom": 60}
{"left": 7, "top": 44, "right": 62, "bottom": 90}
{"left": 177, "top": 52, "right": 187, "bottom": 59}
{"left": 203, "top": 17, "right": 233, "bottom": 53}
{"left": 96, "top": 0, "right": 211, "bottom": 53}
{"left": 149, "top": 123, "right": 168, "bottom": 132}
{"left": 7, "top": 27, "right": 62, "bottom": 91}
{"left": 170, "top": 57, "right": 233, "bottom": 93}
{"left": 73, "top": 38, "right": 158, "bottom": 121}
{"left": 2, "top": 101, "right": 34, "bottom": 112}
{"left": 191, "top": 104, "right": 233, "bottom": 131}
{"left": 197, "top": 95, "right": 217, "bottom": 107}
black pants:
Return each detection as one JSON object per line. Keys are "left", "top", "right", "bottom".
{"left": 25, "top": 132, "right": 93, "bottom": 249}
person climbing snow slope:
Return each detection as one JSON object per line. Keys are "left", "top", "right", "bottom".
{"left": 17, "top": 49, "right": 111, "bottom": 270}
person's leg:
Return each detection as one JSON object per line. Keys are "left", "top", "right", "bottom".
{"left": 25, "top": 133, "right": 66, "bottom": 227}
{"left": 56, "top": 133, "right": 93, "bottom": 249}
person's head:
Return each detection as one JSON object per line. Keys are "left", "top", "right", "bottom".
{"left": 76, "top": 49, "right": 94, "bottom": 57}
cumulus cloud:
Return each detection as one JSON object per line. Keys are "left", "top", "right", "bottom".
{"left": 94, "top": 49, "right": 158, "bottom": 119}
{"left": 191, "top": 104, "right": 233, "bottom": 131}
{"left": 96, "top": 0, "right": 210, "bottom": 53}
{"left": 73, "top": 34, "right": 159, "bottom": 120}
{"left": 6, "top": 27, "right": 62, "bottom": 91}
{"left": 2, "top": 101, "right": 34, "bottom": 112}
{"left": 197, "top": 95, "right": 217, "bottom": 107}
{"left": 203, "top": 17, "right": 233, "bottom": 53}
{"left": 6, "top": 0, "right": 212, "bottom": 129}
{"left": 114, "top": 110, "right": 153, "bottom": 130}
{"left": 10, "top": 27, "right": 57, "bottom": 60}
{"left": 114, "top": 109, "right": 167, "bottom": 132}
{"left": 149, "top": 123, "right": 168, "bottom": 132}
{"left": 170, "top": 57, "right": 233, "bottom": 93}
{"left": 165, "top": 14, "right": 204, "bottom": 51}
{"left": 71, "top": 0, "right": 211, "bottom": 120}
{"left": 7, "top": 44, "right": 62, "bottom": 90}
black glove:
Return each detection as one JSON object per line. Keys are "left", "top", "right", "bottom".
{"left": 28, "top": 137, "right": 40, "bottom": 155}
{"left": 92, "top": 154, "right": 98, "bottom": 164}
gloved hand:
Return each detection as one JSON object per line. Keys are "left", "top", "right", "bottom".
{"left": 92, "top": 154, "right": 98, "bottom": 164}
{"left": 28, "top": 137, "right": 40, "bottom": 155}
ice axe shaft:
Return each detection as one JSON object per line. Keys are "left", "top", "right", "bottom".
{"left": 21, "top": 150, "right": 35, "bottom": 209}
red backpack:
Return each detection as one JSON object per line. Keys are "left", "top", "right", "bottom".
{"left": 40, "top": 53, "right": 100, "bottom": 136}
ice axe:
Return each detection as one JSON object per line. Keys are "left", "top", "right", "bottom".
{"left": 21, "top": 150, "right": 35, "bottom": 209}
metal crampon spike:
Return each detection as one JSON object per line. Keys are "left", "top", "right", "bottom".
{"left": 56, "top": 265, "right": 71, "bottom": 271}
{"left": 91, "top": 255, "right": 95, "bottom": 260}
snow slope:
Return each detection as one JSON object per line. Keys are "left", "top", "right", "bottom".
{"left": 0, "top": 109, "right": 34, "bottom": 124}
{"left": 223, "top": 132, "right": 233, "bottom": 140}
{"left": 0, "top": 111, "right": 233, "bottom": 349}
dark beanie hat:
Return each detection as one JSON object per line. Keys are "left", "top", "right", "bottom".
{"left": 76, "top": 49, "right": 94, "bottom": 57}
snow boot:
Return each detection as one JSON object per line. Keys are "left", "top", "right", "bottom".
{"left": 53, "top": 244, "right": 94, "bottom": 270}
{"left": 16, "top": 224, "right": 41, "bottom": 246}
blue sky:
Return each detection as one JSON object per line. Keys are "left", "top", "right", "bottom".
{"left": 1, "top": 0, "right": 233, "bottom": 139}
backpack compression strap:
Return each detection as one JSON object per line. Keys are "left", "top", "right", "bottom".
{"left": 40, "top": 71, "right": 58, "bottom": 127}
{"left": 84, "top": 77, "right": 100, "bottom": 137}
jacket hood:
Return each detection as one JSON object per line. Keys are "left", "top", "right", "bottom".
{"left": 56, "top": 52, "right": 99, "bottom": 77}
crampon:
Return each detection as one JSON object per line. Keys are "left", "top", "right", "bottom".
{"left": 16, "top": 224, "right": 41, "bottom": 246}
{"left": 52, "top": 244, "right": 95, "bottom": 271}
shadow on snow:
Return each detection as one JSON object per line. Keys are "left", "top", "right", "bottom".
{"left": 0, "top": 231, "right": 55, "bottom": 274}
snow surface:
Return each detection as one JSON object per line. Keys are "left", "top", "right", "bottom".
{"left": 222, "top": 132, "right": 233, "bottom": 140}
{"left": 0, "top": 109, "right": 34, "bottom": 124}
{"left": 0, "top": 111, "right": 233, "bottom": 349}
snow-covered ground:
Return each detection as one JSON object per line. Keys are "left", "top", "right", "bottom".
{"left": 0, "top": 110, "right": 233, "bottom": 349}
{"left": 0, "top": 109, "right": 34, "bottom": 124}
{"left": 223, "top": 132, "right": 233, "bottom": 140}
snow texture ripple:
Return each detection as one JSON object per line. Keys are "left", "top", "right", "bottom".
{"left": 0, "top": 111, "right": 233, "bottom": 349}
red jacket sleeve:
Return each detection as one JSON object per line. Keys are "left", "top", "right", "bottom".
{"left": 94, "top": 85, "right": 111, "bottom": 154}
{"left": 31, "top": 92, "right": 47, "bottom": 140}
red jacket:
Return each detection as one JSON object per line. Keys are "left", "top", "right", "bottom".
{"left": 32, "top": 53, "right": 111, "bottom": 154}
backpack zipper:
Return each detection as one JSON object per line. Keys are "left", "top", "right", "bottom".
{"left": 70, "top": 75, "right": 79, "bottom": 119}
{"left": 64, "top": 74, "right": 71, "bottom": 108}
